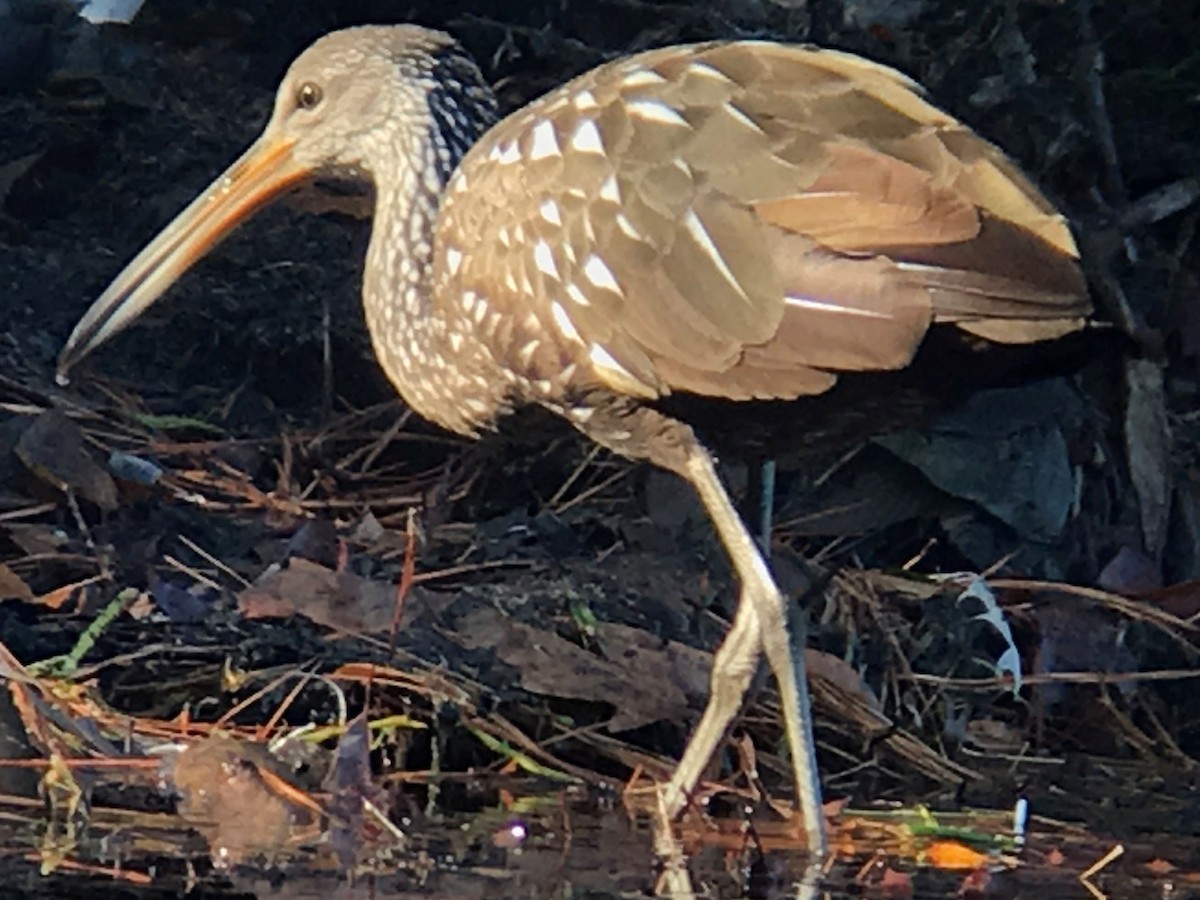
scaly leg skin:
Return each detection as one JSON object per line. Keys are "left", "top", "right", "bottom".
{"left": 660, "top": 590, "right": 762, "bottom": 817}
{"left": 758, "top": 457, "right": 777, "bottom": 552}
{"left": 651, "top": 778, "right": 700, "bottom": 898}
{"left": 678, "top": 442, "right": 826, "bottom": 855}
{"left": 568, "top": 399, "right": 827, "bottom": 856}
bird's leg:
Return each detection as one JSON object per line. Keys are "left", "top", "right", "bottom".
{"left": 674, "top": 436, "right": 826, "bottom": 853}
{"left": 662, "top": 584, "right": 762, "bottom": 813}
{"left": 566, "top": 400, "right": 826, "bottom": 854}
{"left": 746, "top": 455, "right": 778, "bottom": 553}
{"left": 758, "top": 458, "right": 777, "bottom": 553}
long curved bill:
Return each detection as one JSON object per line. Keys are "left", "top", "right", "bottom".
{"left": 56, "top": 134, "right": 312, "bottom": 383}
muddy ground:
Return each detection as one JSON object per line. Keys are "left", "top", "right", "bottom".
{"left": 0, "top": 0, "right": 1199, "bottom": 896}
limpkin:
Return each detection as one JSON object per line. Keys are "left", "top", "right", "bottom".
{"left": 58, "top": 25, "right": 1092, "bottom": 854}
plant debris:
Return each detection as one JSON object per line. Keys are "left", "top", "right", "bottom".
{"left": 1, "top": 0, "right": 1198, "bottom": 896}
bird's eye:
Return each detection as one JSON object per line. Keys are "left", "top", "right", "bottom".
{"left": 296, "top": 81, "right": 323, "bottom": 110}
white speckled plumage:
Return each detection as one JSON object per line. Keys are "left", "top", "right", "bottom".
{"left": 57, "top": 24, "right": 1097, "bottom": 856}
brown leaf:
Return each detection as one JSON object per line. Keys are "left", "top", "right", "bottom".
{"left": 237, "top": 558, "right": 441, "bottom": 633}
{"left": 169, "top": 736, "right": 314, "bottom": 867}
{"left": 3, "top": 524, "right": 67, "bottom": 557}
{"left": 285, "top": 518, "right": 341, "bottom": 568}
{"left": 14, "top": 409, "right": 117, "bottom": 511}
{"left": 1135, "top": 579, "right": 1200, "bottom": 619}
{"left": 36, "top": 580, "right": 85, "bottom": 611}
{"left": 0, "top": 564, "right": 34, "bottom": 603}
{"left": 454, "top": 612, "right": 879, "bottom": 732}
{"left": 593, "top": 621, "right": 711, "bottom": 706}
{"left": 453, "top": 608, "right": 693, "bottom": 732}
{"left": 804, "top": 648, "right": 882, "bottom": 711}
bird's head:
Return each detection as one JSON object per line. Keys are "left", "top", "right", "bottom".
{"left": 57, "top": 25, "right": 495, "bottom": 380}
{"left": 266, "top": 26, "right": 495, "bottom": 184}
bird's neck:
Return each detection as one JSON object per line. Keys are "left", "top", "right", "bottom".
{"left": 362, "top": 151, "right": 510, "bottom": 436}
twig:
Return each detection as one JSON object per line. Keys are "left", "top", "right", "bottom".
{"left": 1076, "top": 0, "right": 1127, "bottom": 209}
{"left": 546, "top": 443, "right": 602, "bottom": 509}
{"left": 910, "top": 667, "right": 1200, "bottom": 689}
{"left": 176, "top": 534, "right": 251, "bottom": 589}
{"left": 358, "top": 409, "right": 413, "bottom": 475}
{"left": 988, "top": 578, "right": 1200, "bottom": 643}
{"left": 1080, "top": 843, "right": 1124, "bottom": 882}
{"left": 162, "top": 555, "right": 222, "bottom": 594}
{"left": 553, "top": 463, "right": 632, "bottom": 515}
{"left": 0, "top": 502, "right": 58, "bottom": 522}
{"left": 214, "top": 664, "right": 318, "bottom": 731}
{"left": 386, "top": 508, "right": 419, "bottom": 660}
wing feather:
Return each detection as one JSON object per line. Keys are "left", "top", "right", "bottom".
{"left": 435, "top": 40, "right": 1091, "bottom": 404}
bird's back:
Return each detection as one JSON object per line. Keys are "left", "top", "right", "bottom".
{"left": 431, "top": 40, "right": 1090, "bottom": 412}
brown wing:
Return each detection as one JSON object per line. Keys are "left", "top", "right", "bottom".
{"left": 435, "top": 41, "right": 1090, "bottom": 402}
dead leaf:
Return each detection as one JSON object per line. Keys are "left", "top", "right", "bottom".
{"left": 957, "top": 578, "right": 1022, "bottom": 693}
{"left": 14, "top": 409, "right": 117, "bottom": 511}
{"left": 285, "top": 518, "right": 341, "bottom": 569}
{"left": 36, "top": 579, "right": 89, "bottom": 611}
{"left": 150, "top": 579, "right": 214, "bottom": 622}
{"left": 593, "top": 621, "right": 711, "bottom": 706}
{"left": 325, "top": 714, "right": 381, "bottom": 871}
{"left": 853, "top": 570, "right": 945, "bottom": 602}
{"left": 238, "top": 558, "right": 440, "bottom": 633}
{"left": 169, "top": 736, "right": 315, "bottom": 867}
{"left": 783, "top": 454, "right": 945, "bottom": 537}
{"left": 0, "top": 564, "right": 34, "bottom": 603}
{"left": 1135, "top": 579, "right": 1200, "bottom": 619}
{"left": 453, "top": 608, "right": 693, "bottom": 732}
{"left": 1033, "top": 597, "right": 1138, "bottom": 709}
{"left": 1097, "top": 545, "right": 1162, "bottom": 593}
{"left": 3, "top": 524, "right": 67, "bottom": 556}
{"left": 804, "top": 649, "right": 882, "bottom": 711}
{"left": 1124, "top": 358, "right": 1171, "bottom": 560}
{"left": 127, "top": 591, "right": 157, "bottom": 621}
{"left": 347, "top": 510, "right": 386, "bottom": 545}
